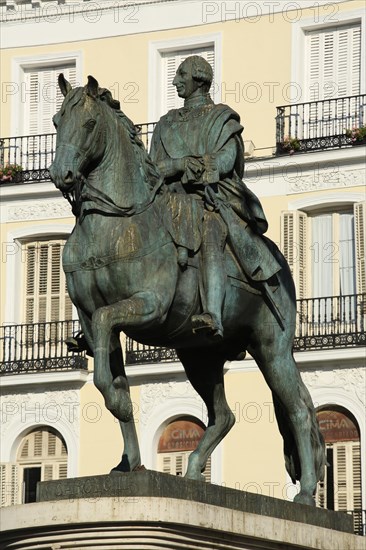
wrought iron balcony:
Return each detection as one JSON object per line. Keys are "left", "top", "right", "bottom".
{"left": 0, "top": 134, "right": 56, "bottom": 184}
{"left": 126, "top": 293, "right": 365, "bottom": 364}
{"left": 294, "top": 293, "right": 365, "bottom": 351}
{"left": 0, "top": 320, "right": 87, "bottom": 375}
{"left": 276, "top": 94, "right": 366, "bottom": 155}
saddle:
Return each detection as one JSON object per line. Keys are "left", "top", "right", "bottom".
{"left": 161, "top": 192, "right": 281, "bottom": 287}
{"left": 161, "top": 192, "right": 284, "bottom": 331}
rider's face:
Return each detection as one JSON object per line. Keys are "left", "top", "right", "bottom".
{"left": 173, "top": 61, "right": 202, "bottom": 99}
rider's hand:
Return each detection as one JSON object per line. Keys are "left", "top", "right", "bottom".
{"left": 182, "top": 157, "right": 205, "bottom": 184}
{"left": 156, "top": 158, "right": 185, "bottom": 178}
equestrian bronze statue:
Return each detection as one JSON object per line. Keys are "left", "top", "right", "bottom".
{"left": 50, "top": 57, "right": 326, "bottom": 506}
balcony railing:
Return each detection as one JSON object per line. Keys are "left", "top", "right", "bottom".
{"left": 126, "top": 294, "right": 365, "bottom": 364}
{"left": 0, "top": 123, "right": 157, "bottom": 186}
{"left": 1, "top": 296, "right": 364, "bottom": 372}
{"left": 294, "top": 293, "right": 365, "bottom": 351}
{"left": 276, "top": 94, "right": 366, "bottom": 154}
{"left": 0, "top": 134, "right": 56, "bottom": 184}
{"left": 135, "top": 122, "right": 157, "bottom": 151}
{"left": 0, "top": 320, "right": 87, "bottom": 375}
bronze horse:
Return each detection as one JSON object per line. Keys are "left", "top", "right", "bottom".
{"left": 50, "top": 74, "right": 326, "bottom": 506}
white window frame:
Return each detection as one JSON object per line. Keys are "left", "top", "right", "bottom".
{"left": 283, "top": 193, "right": 365, "bottom": 299}
{"left": 148, "top": 33, "right": 222, "bottom": 122}
{"left": 291, "top": 9, "right": 366, "bottom": 103}
{"left": 11, "top": 51, "right": 83, "bottom": 136}
{"left": 4, "top": 224, "right": 74, "bottom": 325}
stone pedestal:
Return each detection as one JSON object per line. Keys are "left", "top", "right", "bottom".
{"left": 0, "top": 471, "right": 363, "bottom": 550}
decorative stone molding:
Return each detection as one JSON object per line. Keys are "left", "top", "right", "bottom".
{"left": 288, "top": 168, "right": 365, "bottom": 194}
{"left": 301, "top": 366, "right": 366, "bottom": 408}
{"left": 6, "top": 200, "right": 72, "bottom": 222}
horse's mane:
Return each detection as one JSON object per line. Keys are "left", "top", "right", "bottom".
{"left": 98, "top": 88, "right": 162, "bottom": 191}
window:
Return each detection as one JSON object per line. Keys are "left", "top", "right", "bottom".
{"left": 12, "top": 56, "right": 79, "bottom": 171}
{"left": 306, "top": 23, "right": 361, "bottom": 101}
{"left": 304, "top": 23, "right": 362, "bottom": 138}
{"left": 0, "top": 427, "right": 68, "bottom": 506}
{"left": 316, "top": 408, "right": 362, "bottom": 534}
{"left": 281, "top": 201, "right": 365, "bottom": 299}
{"left": 156, "top": 417, "right": 211, "bottom": 482}
{"left": 23, "top": 239, "right": 73, "bottom": 325}
{"left": 23, "top": 63, "right": 77, "bottom": 136}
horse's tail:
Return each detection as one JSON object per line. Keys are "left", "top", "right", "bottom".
{"left": 273, "top": 381, "right": 327, "bottom": 485}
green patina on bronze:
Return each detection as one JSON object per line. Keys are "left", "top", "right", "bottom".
{"left": 50, "top": 56, "right": 326, "bottom": 506}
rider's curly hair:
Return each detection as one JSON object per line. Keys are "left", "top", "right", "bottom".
{"left": 183, "top": 55, "right": 213, "bottom": 90}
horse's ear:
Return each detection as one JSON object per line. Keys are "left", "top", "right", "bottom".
{"left": 58, "top": 73, "right": 72, "bottom": 97}
{"left": 86, "top": 75, "right": 99, "bottom": 98}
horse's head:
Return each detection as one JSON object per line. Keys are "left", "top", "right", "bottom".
{"left": 50, "top": 74, "right": 113, "bottom": 192}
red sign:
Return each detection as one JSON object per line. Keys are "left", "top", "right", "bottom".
{"left": 158, "top": 420, "right": 205, "bottom": 453}
{"left": 317, "top": 410, "right": 359, "bottom": 443}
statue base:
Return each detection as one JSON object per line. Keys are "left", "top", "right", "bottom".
{"left": 1, "top": 471, "right": 362, "bottom": 550}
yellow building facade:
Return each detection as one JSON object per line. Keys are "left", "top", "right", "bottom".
{"left": 1, "top": 0, "right": 365, "bottom": 535}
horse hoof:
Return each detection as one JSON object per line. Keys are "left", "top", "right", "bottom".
{"left": 110, "top": 455, "right": 143, "bottom": 473}
{"left": 293, "top": 492, "right": 315, "bottom": 506}
{"left": 185, "top": 471, "right": 205, "bottom": 482}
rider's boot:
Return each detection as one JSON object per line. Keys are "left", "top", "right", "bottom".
{"left": 192, "top": 228, "right": 226, "bottom": 341}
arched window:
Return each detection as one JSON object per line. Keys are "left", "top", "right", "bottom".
{"left": 316, "top": 407, "right": 362, "bottom": 533}
{"left": 157, "top": 416, "right": 211, "bottom": 482}
{"left": 1, "top": 427, "right": 68, "bottom": 507}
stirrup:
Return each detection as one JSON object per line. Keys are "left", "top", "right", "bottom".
{"left": 65, "top": 331, "right": 90, "bottom": 354}
{"left": 191, "top": 312, "right": 223, "bottom": 341}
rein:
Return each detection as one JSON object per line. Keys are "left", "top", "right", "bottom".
{"left": 57, "top": 92, "right": 164, "bottom": 220}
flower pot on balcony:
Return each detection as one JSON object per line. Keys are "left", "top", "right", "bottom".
{"left": 345, "top": 126, "right": 366, "bottom": 146}
{"left": 0, "top": 163, "right": 23, "bottom": 183}
{"left": 276, "top": 137, "right": 301, "bottom": 156}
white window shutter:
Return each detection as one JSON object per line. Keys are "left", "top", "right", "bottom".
{"left": 306, "top": 23, "right": 361, "bottom": 101}
{"left": 162, "top": 46, "right": 215, "bottom": 113}
{"left": 24, "top": 240, "right": 72, "bottom": 324}
{"left": 334, "top": 442, "right": 361, "bottom": 513}
{"left": 23, "top": 64, "right": 77, "bottom": 136}
{"left": 354, "top": 201, "right": 366, "bottom": 295}
{"left": 0, "top": 463, "right": 21, "bottom": 507}
{"left": 158, "top": 452, "right": 189, "bottom": 476}
{"left": 203, "top": 455, "right": 211, "bottom": 483}
{"left": 281, "top": 211, "right": 308, "bottom": 299}
{"left": 158, "top": 451, "right": 210, "bottom": 481}
{"left": 162, "top": 455, "right": 172, "bottom": 474}
{"left": 58, "top": 463, "right": 68, "bottom": 479}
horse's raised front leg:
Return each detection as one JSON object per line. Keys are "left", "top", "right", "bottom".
{"left": 92, "top": 291, "right": 164, "bottom": 422}
{"left": 177, "top": 348, "right": 235, "bottom": 481}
